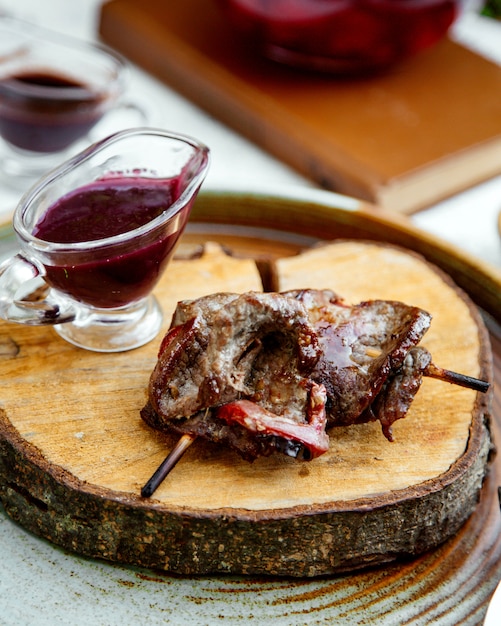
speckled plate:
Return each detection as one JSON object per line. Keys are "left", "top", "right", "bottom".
{"left": 1, "top": 188, "right": 501, "bottom": 625}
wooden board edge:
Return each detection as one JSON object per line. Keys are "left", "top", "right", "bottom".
{"left": 0, "top": 401, "right": 493, "bottom": 576}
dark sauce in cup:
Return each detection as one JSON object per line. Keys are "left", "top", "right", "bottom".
{"left": 33, "top": 176, "right": 191, "bottom": 308}
{"left": 0, "top": 71, "right": 106, "bottom": 152}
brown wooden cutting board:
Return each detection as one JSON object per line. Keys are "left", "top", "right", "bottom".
{"left": 99, "top": 0, "right": 501, "bottom": 213}
{"left": 0, "top": 227, "right": 493, "bottom": 577}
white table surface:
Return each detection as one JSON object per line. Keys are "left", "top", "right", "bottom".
{"left": 0, "top": 1, "right": 501, "bottom": 625}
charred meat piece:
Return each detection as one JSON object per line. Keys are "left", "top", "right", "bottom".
{"left": 142, "top": 288, "right": 487, "bottom": 469}
{"left": 142, "top": 381, "right": 328, "bottom": 462}
{"left": 140, "top": 289, "right": 491, "bottom": 496}
{"left": 283, "top": 289, "right": 432, "bottom": 440}
{"left": 142, "top": 291, "right": 329, "bottom": 461}
{"left": 360, "top": 346, "right": 432, "bottom": 440}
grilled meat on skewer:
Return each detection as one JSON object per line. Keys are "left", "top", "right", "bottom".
{"left": 283, "top": 289, "right": 433, "bottom": 441}
{"left": 143, "top": 289, "right": 487, "bottom": 465}
{"left": 141, "top": 291, "right": 329, "bottom": 462}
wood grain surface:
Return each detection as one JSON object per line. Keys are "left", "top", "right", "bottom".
{"left": 0, "top": 191, "right": 496, "bottom": 579}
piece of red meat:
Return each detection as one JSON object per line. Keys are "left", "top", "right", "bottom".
{"left": 141, "top": 288, "right": 434, "bottom": 460}
{"left": 142, "top": 291, "right": 328, "bottom": 461}
{"left": 284, "top": 289, "right": 432, "bottom": 440}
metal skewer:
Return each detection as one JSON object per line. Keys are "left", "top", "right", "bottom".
{"left": 141, "top": 433, "right": 197, "bottom": 498}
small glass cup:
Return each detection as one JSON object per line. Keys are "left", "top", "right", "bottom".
{"left": 0, "top": 127, "right": 210, "bottom": 352}
{"left": 0, "top": 16, "right": 145, "bottom": 188}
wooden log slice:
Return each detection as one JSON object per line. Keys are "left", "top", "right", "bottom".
{"left": 0, "top": 235, "right": 493, "bottom": 577}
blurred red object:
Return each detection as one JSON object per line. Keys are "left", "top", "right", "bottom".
{"left": 216, "top": 0, "right": 465, "bottom": 74}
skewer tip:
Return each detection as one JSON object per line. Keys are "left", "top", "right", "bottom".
{"left": 425, "top": 363, "right": 490, "bottom": 394}
{"left": 141, "top": 434, "right": 196, "bottom": 498}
